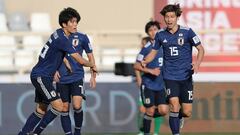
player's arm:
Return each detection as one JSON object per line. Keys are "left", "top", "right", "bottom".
{"left": 70, "top": 53, "right": 94, "bottom": 68}
{"left": 134, "top": 61, "right": 160, "bottom": 76}
{"left": 189, "top": 28, "right": 205, "bottom": 73}
{"left": 141, "top": 36, "right": 160, "bottom": 67}
{"left": 87, "top": 53, "right": 98, "bottom": 76}
{"left": 63, "top": 57, "right": 73, "bottom": 74}
{"left": 141, "top": 49, "right": 158, "bottom": 67}
{"left": 135, "top": 70, "right": 142, "bottom": 87}
{"left": 87, "top": 53, "right": 97, "bottom": 88}
{"left": 193, "top": 44, "right": 205, "bottom": 73}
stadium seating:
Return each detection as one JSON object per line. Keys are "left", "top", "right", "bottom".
{"left": 0, "top": 13, "right": 8, "bottom": 32}
{"left": 30, "top": 13, "right": 52, "bottom": 32}
{"left": 8, "top": 12, "right": 29, "bottom": 31}
{"left": 22, "top": 35, "right": 43, "bottom": 51}
{"left": 0, "top": 35, "right": 17, "bottom": 50}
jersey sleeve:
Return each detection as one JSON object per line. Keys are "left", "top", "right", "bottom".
{"left": 136, "top": 46, "right": 150, "bottom": 62}
{"left": 188, "top": 28, "right": 201, "bottom": 46}
{"left": 152, "top": 32, "right": 161, "bottom": 50}
{"left": 83, "top": 35, "right": 93, "bottom": 53}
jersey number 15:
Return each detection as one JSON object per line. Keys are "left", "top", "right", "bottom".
{"left": 169, "top": 47, "right": 178, "bottom": 56}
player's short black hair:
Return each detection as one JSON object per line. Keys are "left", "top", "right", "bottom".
{"left": 160, "top": 4, "right": 182, "bottom": 17}
{"left": 142, "top": 36, "right": 151, "bottom": 43}
{"left": 59, "top": 7, "right": 81, "bottom": 27}
{"left": 145, "top": 20, "right": 160, "bottom": 34}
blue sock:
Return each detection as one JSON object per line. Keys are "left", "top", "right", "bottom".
{"left": 169, "top": 112, "right": 180, "bottom": 135}
{"left": 74, "top": 108, "right": 83, "bottom": 135}
{"left": 18, "top": 111, "right": 42, "bottom": 135}
{"left": 143, "top": 114, "right": 152, "bottom": 134}
{"left": 61, "top": 111, "right": 73, "bottom": 135}
{"left": 33, "top": 107, "right": 60, "bottom": 134}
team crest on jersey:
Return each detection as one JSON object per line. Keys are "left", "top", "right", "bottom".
{"left": 178, "top": 37, "right": 184, "bottom": 46}
{"left": 72, "top": 39, "right": 79, "bottom": 47}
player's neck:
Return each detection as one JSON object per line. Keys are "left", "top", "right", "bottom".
{"left": 168, "top": 25, "right": 179, "bottom": 34}
{"left": 62, "top": 28, "right": 71, "bottom": 37}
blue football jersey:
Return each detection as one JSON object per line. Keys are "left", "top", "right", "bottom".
{"left": 58, "top": 32, "right": 93, "bottom": 84}
{"left": 136, "top": 41, "right": 165, "bottom": 91}
{"left": 153, "top": 25, "right": 201, "bottom": 80}
{"left": 31, "top": 29, "right": 76, "bottom": 78}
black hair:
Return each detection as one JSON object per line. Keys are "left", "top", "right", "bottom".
{"left": 144, "top": 20, "right": 160, "bottom": 34}
{"left": 58, "top": 7, "right": 81, "bottom": 27}
{"left": 160, "top": 4, "right": 182, "bottom": 17}
{"left": 142, "top": 36, "right": 151, "bottom": 43}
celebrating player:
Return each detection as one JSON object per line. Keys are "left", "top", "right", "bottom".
{"left": 141, "top": 4, "right": 205, "bottom": 135}
{"left": 18, "top": 7, "right": 95, "bottom": 135}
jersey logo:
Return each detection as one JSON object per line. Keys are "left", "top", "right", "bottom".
{"left": 72, "top": 39, "right": 79, "bottom": 47}
{"left": 50, "top": 91, "right": 57, "bottom": 97}
{"left": 163, "top": 39, "right": 168, "bottom": 43}
{"left": 145, "top": 98, "right": 150, "bottom": 104}
{"left": 137, "top": 54, "right": 144, "bottom": 61}
{"left": 178, "top": 37, "right": 184, "bottom": 46}
{"left": 166, "top": 88, "right": 171, "bottom": 96}
{"left": 193, "top": 36, "right": 200, "bottom": 44}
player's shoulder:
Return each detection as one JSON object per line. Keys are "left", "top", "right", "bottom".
{"left": 157, "top": 28, "right": 167, "bottom": 34}
{"left": 54, "top": 28, "right": 68, "bottom": 40}
{"left": 75, "top": 31, "right": 86, "bottom": 36}
{"left": 74, "top": 32, "right": 89, "bottom": 40}
{"left": 179, "top": 25, "right": 191, "bottom": 31}
{"left": 143, "top": 41, "right": 152, "bottom": 48}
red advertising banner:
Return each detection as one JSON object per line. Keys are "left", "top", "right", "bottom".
{"left": 154, "top": 0, "right": 240, "bottom": 72}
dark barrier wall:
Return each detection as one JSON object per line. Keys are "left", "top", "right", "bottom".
{"left": 0, "top": 82, "right": 240, "bottom": 134}
{"left": 0, "top": 83, "right": 139, "bottom": 134}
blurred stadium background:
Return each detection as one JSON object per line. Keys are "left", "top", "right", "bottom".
{"left": 0, "top": 0, "right": 239, "bottom": 134}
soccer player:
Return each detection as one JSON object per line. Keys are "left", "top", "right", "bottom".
{"left": 141, "top": 4, "right": 205, "bottom": 135}
{"left": 135, "top": 36, "right": 164, "bottom": 135}
{"left": 134, "top": 20, "right": 168, "bottom": 135}
{"left": 54, "top": 32, "right": 97, "bottom": 135}
{"left": 18, "top": 7, "right": 95, "bottom": 135}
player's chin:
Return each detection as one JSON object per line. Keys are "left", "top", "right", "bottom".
{"left": 71, "top": 28, "right": 77, "bottom": 33}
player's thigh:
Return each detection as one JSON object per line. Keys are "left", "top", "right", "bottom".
{"left": 180, "top": 77, "right": 193, "bottom": 103}
{"left": 31, "top": 77, "right": 59, "bottom": 104}
{"left": 140, "top": 84, "right": 155, "bottom": 108}
{"left": 56, "top": 83, "right": 71, "bottom": 103}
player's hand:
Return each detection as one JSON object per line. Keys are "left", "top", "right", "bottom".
{"left": 91, "top": 65, "right": 98, "bottom": 74}
{"left": 148, "top": 68, "right": 161, "bottom": 76}
{"left": 192, "top": 61, "right": 200, "bottom": 74}
{"left": 140, "top": 60, "right": 147, "bottom": 68}
{"left": 54, "top": 71, "right": 61, "bottom": 82}
{"left": 89, "top": 77, "right": 96, "bottom": 89}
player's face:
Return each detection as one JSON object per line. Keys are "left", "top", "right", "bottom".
{"left": 147, "top": 25, "right": 159, "bottom": 40}
{"left": 63, "top": 17, "right": 78, "bottom": 36}
{"left": 164, "top": 12, "right": 178, "bottom": 30}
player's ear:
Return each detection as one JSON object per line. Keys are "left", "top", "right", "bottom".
{"left": 62, "top": 22, "right": 67, "bottom": 28}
